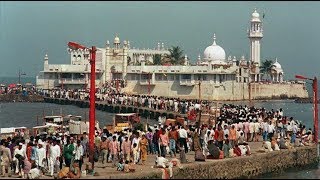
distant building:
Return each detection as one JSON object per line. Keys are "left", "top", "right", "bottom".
{"left": 36, "top": 35, "right": 169, "bottom": 90}
{"left": 36, "top": 9, "right": 307, "bottom": 100}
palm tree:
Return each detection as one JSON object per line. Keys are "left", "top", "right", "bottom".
{"left": 260, "top": 59, "right": 273, "bottom": 80}
{"left": 166, "top": 46, "right": 184, "bottom": 65}
{"left": 153, "top": 54, "right": 162, "bottom": 65}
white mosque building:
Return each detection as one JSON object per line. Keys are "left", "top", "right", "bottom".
{"left": 36, "top": 9, "right": 307, "bottom": 100}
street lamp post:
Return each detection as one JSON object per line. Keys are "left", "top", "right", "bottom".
{"left": 68, "top": 42, "right": 97, "bottom": 171}
{"left": 295, "top": 75, "right": 318, "bottom": 149}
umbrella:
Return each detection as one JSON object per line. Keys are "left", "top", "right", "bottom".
{"left": 8, "top": 84, "right": 16, "bottom": 88}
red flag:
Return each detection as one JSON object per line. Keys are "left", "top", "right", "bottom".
{"left": 68, "top": 42, "right": 86, "bottom": 50}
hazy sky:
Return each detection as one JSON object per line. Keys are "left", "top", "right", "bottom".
{"left": 1, "top": 1, "right": 319, "bottom": 80}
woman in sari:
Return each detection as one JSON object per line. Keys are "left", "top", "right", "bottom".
{"left": 139, "top": 134, "right": 149, "bottom": 165}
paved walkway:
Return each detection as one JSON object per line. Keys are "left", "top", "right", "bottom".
{"left": 6, "top": 139, "right": 283, "bottom": 179}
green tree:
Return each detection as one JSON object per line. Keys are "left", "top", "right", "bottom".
{"left": 153, "top": 54, "right": 162, "bottom": 65}
{"left": 260, "top": 59, "right": 273, "bottom": 80}
{"left": 166, "top": 46, "right": 184, "bottom": 65}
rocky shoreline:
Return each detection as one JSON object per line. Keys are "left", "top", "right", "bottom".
{"left": 294, "top": 98, "right": 319, "bottom": 104}
{"left": 0, "top": 94, "right": 44, "bottom": 102}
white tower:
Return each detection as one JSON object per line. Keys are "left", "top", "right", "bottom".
{"left": 248, "top": 8, "right": 263, "bottom": 81}
{"left": 44, "top": 54, "right": 49, "bottom": 71}
{"left": 114, "top": 34, "right": 120, "bottom": 49}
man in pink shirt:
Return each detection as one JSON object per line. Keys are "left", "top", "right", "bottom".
{"left": 121, "top": 136, "right": 131, "bottom": 162}
{"left": 159, "top": 129, "right": 169, "bottom": 158}
{"left": 109, "top": 136, "right": 119, "bottom": 167}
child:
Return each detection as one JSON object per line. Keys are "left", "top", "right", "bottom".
{"left": 123, "top": 160, "right": 130, "bottom": 173}
{"left": 132, "top": 143, "right": 139, "bottom": 164}
{"left": 128, "top": 160, "right": 136, "bottom": 172}
{"left": 116, "top": 159, "right": 124, "bottom": 171}
{"left": 28, "top": 162, "right": 41, "bottom": 179}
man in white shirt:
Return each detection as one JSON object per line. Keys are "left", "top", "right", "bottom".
{"left": 155, "top": 155, "right": 173, "bottom": 178}
{"left": 262, "top": 121, "right": 269, "bottom": 141}
{"left": 36, "top": 143, "right": 46, "bottom": 171}
{"left": 74, "top": 140, "right": 84, "bottom": 171}
{"left": 178, "top": 126, "right": 188, "bottom": 153}
{"left": 268, "top": 121, "right": 275, "bottom": 141}
{"left": 49, "top": 139, "right": 61, "bottom": 176}
{"left": 13, "top": 143, "right": 26, "bottom": 174}
{"left": 254, "top": 120, "right": 260, "bottom": 142}
{"left": 249, "top": 120, "right": 255, "bottom": 142}
{"left": 223, "top": 125, "right": 229, "bottom": 141}
{"left": 291, "top": 123, "right": 298, "bottom": 144}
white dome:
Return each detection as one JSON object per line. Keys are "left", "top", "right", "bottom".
{"left": 252, "top": 9, "right": 260, "bottom": 18}
{"left": 114, "top": 35, "right": 120, "bottom": 44}
{"left": 271, "top": 58, "right": 283, "bottom": 71}
{"left": 203, "top": 34, "right": 226, "bottom": 61}
{"left": 251, "top": 9, "right": 261, "bottom": 22}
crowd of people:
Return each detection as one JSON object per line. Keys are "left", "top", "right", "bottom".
{"left": 0, "top": 84, "right": 37, "bottom": 96}
{"left": 39, "top": 87, "right": 211, "bottom": 118}
{"left": 0, "top": 101, "right": 315, "bottom": 179}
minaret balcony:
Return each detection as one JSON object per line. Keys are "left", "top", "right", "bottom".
{"left": 248, "top": 32, "right": 263, "bottom": 38}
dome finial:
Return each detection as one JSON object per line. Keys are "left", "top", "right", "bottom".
{"left": 275, "top": 57, "right": 278, "bottom": 63}
{"left": 213, "top": 33, "right": 216, "bottom": 45}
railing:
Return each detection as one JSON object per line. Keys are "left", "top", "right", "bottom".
{"left": 180, "top": 79, "right": 195, "bottom": 86}
{"left": 59, "top": 78, "right": 86, "bottom": 84}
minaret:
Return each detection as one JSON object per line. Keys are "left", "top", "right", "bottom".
{"left": 122, "top": 39, "right": 128, "bottom": 79}
{"left": 105, "top": 40, "right": 111, "bottom": 82}
{"left": 114, "top": 33, "right": 120, "bottom": 49}
{"left": 44, "top": 54, "right": 49, "bottom": 71}
{"left": 184, "top": 54, "right": 188, "bottom": 66}
{"left": 248, "top": 8, "right": 263, "bottom": 81}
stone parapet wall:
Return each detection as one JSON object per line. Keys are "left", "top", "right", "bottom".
{"left": 107, "top": 146, "right": 317, "bottom": 179}
{"left": 251, "top": 83, "right": 309, "bottom": 100}
{"left": 0, "top": 94, "right": 44, "bottom": 102}
{"left": 124, "top": 81, "right": 308, "bottom": 101}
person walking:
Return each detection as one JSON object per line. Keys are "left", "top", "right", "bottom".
{"left": 159, "top": 129, "right": 169, "bottom": 158}
{"left": 139, "top": 134, "right": 148, "bottom": 165}
{"left": 268, "top": 121, "right": 275, "bottom": 141}
{"left": 63, "top": 137, "right": 74, "bottom": 168}
{"left": 0, "top": 141, "right": 12, "bottom": 177}
{"left": 99, "top": 136, "right": 109, "bottom": 164}
{"left": 35, "top": 142, "right": 46, "bottom": 173}
{"left": 121, "top": 136, "right": 131, "bottom": 162}
{"left": 74, "top": 140, "right": 84, "bottom": 171}
{"left": 178, "top": 126, "right": 188, "bottom": 153}
{"left": 49, "top": 139, "right": 61, "bottom": 177}
{"left": 229, "top": 125, "right": 237, "bottom": 148}
{"left": 109, "top": 136, "right": 119, "bottom": 167}
{"left": 168, "top": 126, "right": 178, "bottom": 158}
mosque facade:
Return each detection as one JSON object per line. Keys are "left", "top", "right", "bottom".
{"left": 36, "top": 9, "right": 308, "bottom": 100}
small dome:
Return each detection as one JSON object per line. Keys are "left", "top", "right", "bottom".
{"left": 272, "top": 58, "right": 282, "bottom": 69}
{"left": 251, "top": 9, "right": 261, "bottom": 22}
{"left": 252, "top": 9, "right": 259, "bottom": 18}
{"left": 114, "top": 34, "right": 120, "bottom": 44}
{"left": 203, "top": 34, "right": 226, "bottom": 61}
